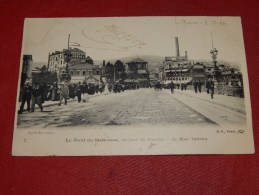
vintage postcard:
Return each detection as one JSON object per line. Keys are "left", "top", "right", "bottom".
{"left": 12, "top": 17, "right": 254, "bottom": 156}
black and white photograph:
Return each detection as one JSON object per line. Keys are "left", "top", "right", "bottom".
{"left": 12, "top": 17, "right": 254, "bottom": 156}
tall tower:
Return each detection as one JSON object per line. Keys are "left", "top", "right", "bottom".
{"left": 22, "top": 55, "right": 33, "bottom": 78}
{"left": 175, "top": 37, "right": 180, "bottom": 60}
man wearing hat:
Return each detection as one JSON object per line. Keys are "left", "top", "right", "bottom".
{"left": 209, "top": 79, "right": 215, "bottom": 99}
{"left": 18, "top": 80, "right": 33, "bottom": 114}
{"left": 31, "top": 82, "right": 43, "bottom": 112}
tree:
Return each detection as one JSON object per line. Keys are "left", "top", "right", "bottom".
{"left": 40, "top": 65, "right": 48, "bottom": 73}
{"left": 86, "top": 56, "right": 94, "bottom": 65}
{"left": 114, "top": 60, "right": 125, "bottom": 72}
{"left": 104, "top": 62, "right": 114, "bottom": 81}
{"left": 114, "top": 60, "right": 126, "bottom": 80}
{"left": 32, "top": 71, "right": 58, "bottom": 85}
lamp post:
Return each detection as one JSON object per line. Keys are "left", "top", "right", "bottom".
{"left": 209, "top": 33, "right": 220, "bottom": 82}
{"left": 210, "top": 48, "right": 218, "bottom": 67}
{"left": 210, "top": 48, "right": 220, "bottom": 82}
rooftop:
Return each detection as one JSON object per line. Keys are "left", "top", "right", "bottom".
{"left": 68, "top": 62, "right": 97, "bottom": 70}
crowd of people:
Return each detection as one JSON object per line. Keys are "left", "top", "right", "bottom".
{"left": 18, "top": 80, "right": 140, "bottom": 114}
{"left": 18, "top": 78, "right": 218, "bottom": 114}
{"left": 153, "top": 79, "right": 215, "bottom": 99}
{"left": 192, "top": 79, "right": 215, "bottom": 99}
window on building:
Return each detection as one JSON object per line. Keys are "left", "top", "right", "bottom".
{"left": 70, "top": 71, "right": 74, "bottom": 75}
{"left": 82, "top": 71, "right": 86, "bottom": 76}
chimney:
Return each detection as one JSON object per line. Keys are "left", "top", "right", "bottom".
{"left": 185, "top": 51, "right": 188, "bottom": 60}
{"left": 175, "top": 37, "right": 180, "bottom": 58}
{"left": 103, "top": 60, "right": 105, "bottom": 67}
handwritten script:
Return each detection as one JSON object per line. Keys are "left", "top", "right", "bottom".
{"left": 81, "top": 25, "right": 146, "bottom": 51}
{"left": 175, "top": 18, "right": 226, "bottom": 27}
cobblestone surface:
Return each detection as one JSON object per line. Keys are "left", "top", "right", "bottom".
{"left": 17, "top": 88, "right": 217, "bottom": 128}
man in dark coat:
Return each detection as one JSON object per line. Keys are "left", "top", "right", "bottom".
{"left": 184, "top": 83, "right": 187, "bottom": 90}
{"left": 18, "top": 81, "right": 33, "bottom": 114}
{"left": 206, "top": 80, "right": 210, "bottom": 94}
{"left": 209, "top": 79, "right": 215, "bottom": 99}
{"left": 31, "top": 82, "right": 43, "bottom": 112}
{"left": 169, "top": 81, "right": 175, "bottom": 94}
{"left": 76, "top": 82, "right": 82, "bottom": 103}
{"left": 193, "top": 81, "right": 198, "bottom": 93}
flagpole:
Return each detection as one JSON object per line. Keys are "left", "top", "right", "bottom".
{"left": 68, "top": 34, "right": 70, "bottom": 50}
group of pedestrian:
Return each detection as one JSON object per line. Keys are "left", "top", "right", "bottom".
{"left": 193, "top": 80, "right": 203, "bottom": 93}
{"left": 18, "top": 81, "right": 43, "bottom": 114}
{"left": 193, "top": 79, "right": 215, "bottom": 99}
{"left": 124, "top": 82, "right": 139, "bottom": 90}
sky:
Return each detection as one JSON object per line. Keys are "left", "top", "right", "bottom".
{"left": 21, "top": 17, "right": 247, "bottom": 67}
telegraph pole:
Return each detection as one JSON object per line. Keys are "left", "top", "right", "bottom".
{"left": 210, "top": 32, "right": 219, "bottom": 81}
{"left": 66, "top": 34, "right": 70, "bottom": 73}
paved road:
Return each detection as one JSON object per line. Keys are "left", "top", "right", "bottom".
{"left": 17, "top": 88, "right": 216, "bottom": 128}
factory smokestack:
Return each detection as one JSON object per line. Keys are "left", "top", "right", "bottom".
{"left": 175, "top": 37, "right": 180, "bottom": 59}
{"left": 185, "top": 51, "right": 188, "bottom": 60}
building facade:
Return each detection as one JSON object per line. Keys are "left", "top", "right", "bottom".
{"left": 162, "top": 37, "right": 192, "bottom": 84}
{"left": 22, "top": 55, "right": 33, "bottom": 78}
{"left": 48, "top": 48, "right": 86, "bottom": 73}
{"left": 68, "top": 63, "right": 103, "bottom": 83}
{"left": 125, "top": 58, "right": 149, "bottom": 87}
{"left": 20, "top": 55, "right": 33, "bottom": 87}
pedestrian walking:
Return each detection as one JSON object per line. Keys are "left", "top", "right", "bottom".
{"left": 76, "top": 82, "right": 82, "bottom": 103}
{"left": 68, "top": 83, "right": 76, "bottom": 99}
{"left": 51, "top": 82, "right": 59, "bottom": 101}
{"left": 193, "top": 81, "right": 198, "bottom": 93}
{"left": 95, "top": 83, "right": 99, "bottom": 94}
{"left": 209, "top": 79, "right": 215, "bottom": 99}
{"left": 181, "top": 83, "right": 184, "bottom": 91}
{"left": 18, "top": 80, "right": 33, "bottom": 114}
{"left": 198, "top": 80, "right": 202, "bottom": 93}
{"left": 206, "top": 80, "right": 210, "bottom": 94}
{"left": 83, "top": 82, "right": 89, "bottom": 102}
{"left": 31, "top": 82, "right": 43, "bottom": 112}
{"left": 170, "top": 81, "right": 175, "bottom": 94}
{"left": 184, "top": 83, "right": 187, "bottom": 90}
{"left": 58, "top": 82, "right": 69, "bottom": 106}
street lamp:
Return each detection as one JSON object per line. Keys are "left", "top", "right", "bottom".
{"left": 210, "top": 48, "right": 218, "bottom": 67}
{"left": 210, "top": 48, "right": 220, "bottom": 81}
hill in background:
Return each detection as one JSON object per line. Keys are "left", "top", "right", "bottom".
{"left": 95, "top": 55, "right": 165, "bottom": 74}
